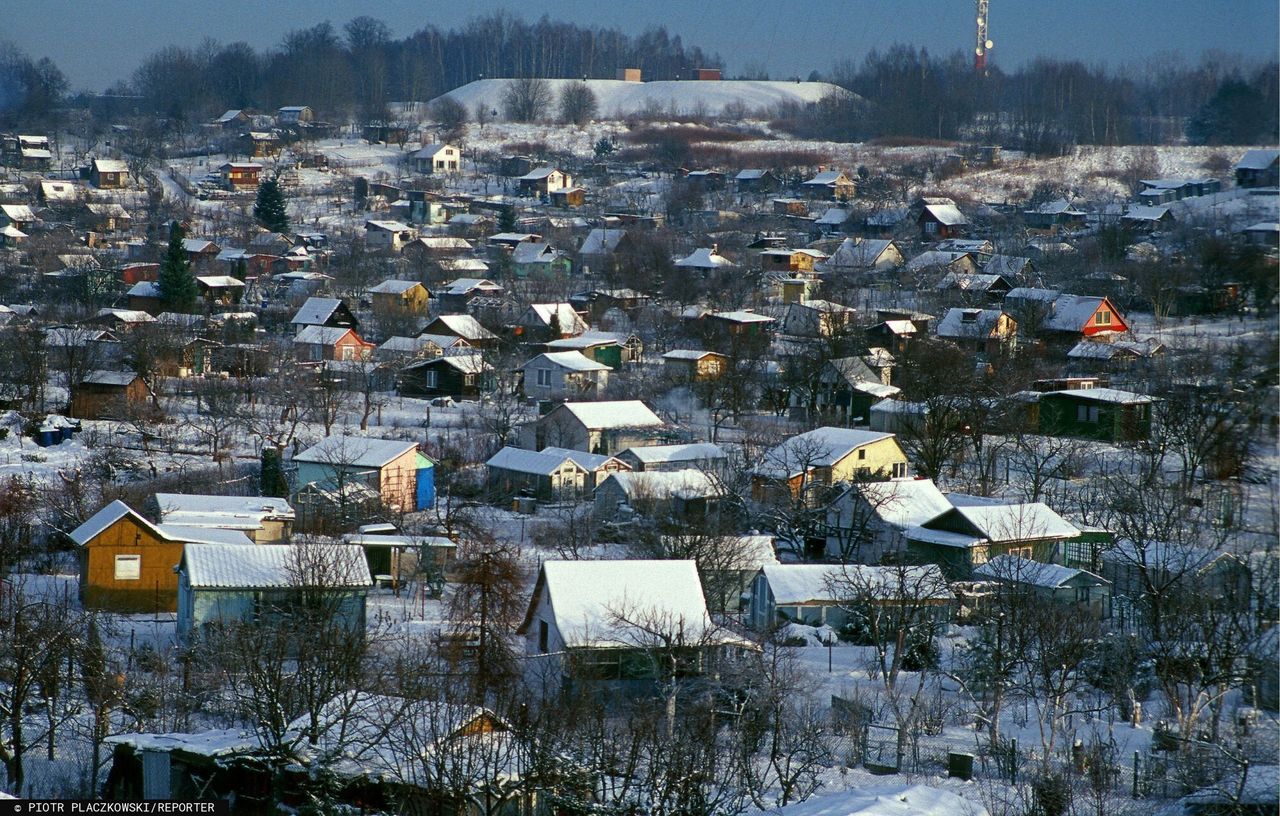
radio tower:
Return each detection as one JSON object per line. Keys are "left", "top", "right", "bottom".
{"left": 975, "top": 0, "right": 993, "bottom": 73}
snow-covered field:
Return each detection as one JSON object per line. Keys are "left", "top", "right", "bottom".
{"left": 434, "top": 78, "right": 850, "bottom": 119}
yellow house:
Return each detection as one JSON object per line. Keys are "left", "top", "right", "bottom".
{"left": 752, "top": 427, "right": 908, "bottom": 505}
{"left": 370, "top": 279, "right": 430, "bottom": 318}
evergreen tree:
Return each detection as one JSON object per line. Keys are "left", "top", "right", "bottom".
{"left": 157, "top": 221, "right": 197, "bottom": 312}
{"left": 497, "top": 207, "right": 517, "bottom": 233}
{"left": 254, "top": 176, "right": 290, "bottom": 233}
{"left": 261, "top": 446, "right": 289, "bottom": 497}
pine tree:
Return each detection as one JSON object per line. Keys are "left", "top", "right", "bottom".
{"left": 261, "top": 446, "right": 289, "bottom": 497}
{"left": 254, "top": 176, "right": 290, "bottom": 234}
{"left": 497, "top": 206, "right": 517, "bottom": 233}
{"left": 157, "top": 221, "right": 197, "bottom": 312}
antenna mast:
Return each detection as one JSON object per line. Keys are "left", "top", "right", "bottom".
{"left": 975, "top": 0, "right": 992, "bottom": 73}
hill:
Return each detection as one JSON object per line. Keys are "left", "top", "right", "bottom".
{"left": 432, "top": 78, "right": 850, "bottom": 120}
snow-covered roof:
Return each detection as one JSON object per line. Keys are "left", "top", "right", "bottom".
{"left": 1100, "top": 539, "right": 1239, "bottom": 574}
{"left": 1236, "top": 149, "right": 1280, "bottom": 170}
{"left": 406, "top": 351, "right": 489, "bottom": 374}
{"left": 983, "top": 255, "right": 1031, "bottom": 277}
{"left": 905, "top": 250, "right": 971, "bottom": 272}
{"left": 761, "top": 563, "right": 952, "bottom": 606}
{"left": 1042, "top": 387, "right": 1152, "bottom": 404}
{"left": 369, "top": 279, "right": 421, "bottom": 295}
{"left": 937, "top": 272, "right": 1006, "bottom": 292}
{"left": 675, "top": 247, "right": 734, "bottom": 269}
{"left": 756, "top": 427, "right": 895, "bottom": 479}
{"left": 975, "top": 555, "right": 1106, "bottom": 589}
{"left": 936, "top": 308, "right": 1008, "bottom": 339}
{"left": 366, "top": 219, "right": 413, "bottom": 232}
{"left": 804, "top": 170, "right": 849, "bottom": 186}
{"left": 437, "top": 258, "right": 491, "bottom": 273}
{"left": 538, "top": 446, "right": 625, "bottom": 472}
{"left": 523, "top": 302, "right": 586, "bottom": 332}
{"left": 127, "top": 281, "right": 161, "bottom": 298}
{"left": 290, "top": 297, "right": 347, "bottom": 325}
{"left": 155, "top": 524, "right": 254, "bottom": 547}
{"left": 155, "top": 494, "right": 295, "bottom": 525}
{"left": 921, "top": 200, "right": 968, "bottom": 226}
{"left": 521, "top": 351, "right": 609, "bottom": 373}
{"left": 70, "top": 500, "right": 253, "bottom": 547}
{"left": 1066, "top": 338, "right": 1164, "bottom": 360}
{"left": 195, "top": 275, "right": 244, "bottom": 289}
{"left": 1123, "top": 204, "right": 1171, "bottom": 221}
{"left": 839, "top": 478, "right": 953, "bottom": 529}
{"left": 1042, "top": 294, "right": 1110, "bottom": 332}
{"left": 580, "top": 228, "right": 627, "bottom": 255}
{"left": 487, "top": 446, "right": 585, "bottom": 477}
{"left": 601, "top": 469, "right": 723, "bottom": 501}
{"left": 181, "top": 542, "right": 371, "bottom": 589}
{"left": 342, "top": 533, "right": 455, "bottom": 549}
{"left": 512, "top": 241, "right": 562, "bottom": 265}
{"left": 0, "top": 204, "right": 36, "bottom": 222}
{"left": 82, "top": 369, "right": 140, "bottom": 386}
{"left": 295, "top": 325, "right": 356, "bottom": 345}
{"left": 815, "top": 207, "right": 851, "bottom": 225}
{"left": 519, "top": 166, "right": 560, "bottom": 180}
{"left": 426, "top": 313, "right": 497, "bottom": 340}
{"left": 439, "top": 277, "right": 500, "bottom": 295}
{"left": 556, "top": 400, "right": 663, "bottom": 430}
{"left": 618, "top": 442, "right": 726, "bottom": 465}
{"left": 936, "top": 503, "right": 1079, "bottom": 543}
{"left": 413, "top": 142, "right": 455, "bottom": 158}
{"left": 92, "top": 158, "right": 128, "bottom": 173}
{"left": 662, "top": 349, "right": 721, "bottom": 361}
{"left": 95, "top": 308, "right": 156, "bottom": 324}
{"left": 294, "top": 435, "right": 418, "bottom": 468}
{"left": 524, "top": 559, "right": 734, "bottom": 648}
{"left": 820, "top": 237, "right": 897, "bottom": 269}
{"left": 708, "top": 309, "right": 774, "bottom": 324}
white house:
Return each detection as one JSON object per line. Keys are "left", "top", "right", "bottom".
{"left": 365, "top": 220, "right": 419, "bottom": 252}
{"left": 519, "top": 351, "right": 610, "bottom": 400}
{"left": 412, "top": 143, "right": 460, "bottom": 174}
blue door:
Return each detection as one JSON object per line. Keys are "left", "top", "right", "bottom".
{"left": 415, "top": 464, "right": 435, "bottom": 510}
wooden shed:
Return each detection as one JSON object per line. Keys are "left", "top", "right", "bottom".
{"left": 71, "top": 500, "right": 252, "bottom": 613}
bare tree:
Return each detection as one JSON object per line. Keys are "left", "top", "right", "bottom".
{"left": 0, "top": 577, "right": 85, "bottom": 796}
{"left": 501, "top": 77, "right": 552, "bottom": 122}
{"left": 558, "top": 81, "right": 598, "bottom": 126}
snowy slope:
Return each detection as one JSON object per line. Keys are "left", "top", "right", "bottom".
{"left": 432, "top": 78, "right": 849, "bottom": 119}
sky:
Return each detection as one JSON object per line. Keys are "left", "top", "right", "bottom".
{"left": 8, "top": 0, "right": 1278, "bottom": 93}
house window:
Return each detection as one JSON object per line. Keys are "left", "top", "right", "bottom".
{"left": 538, "top": 620, "right": 549, "bottom": 653}
{"left": 114, "top": 554, "right": 141, "bottom": 580}
{"left": 536, "top": 368, "right": 553, "bottom": 387}
{"left": 341, "top": 345, "right": 355, "bottom": 361}
{"left": 1077, "top": 405, "right": 1099, "bottom": 422}
{"left": 1095, "top": 310, "right": 1111, "bottom": 325}
{"left": 423, "top": 369, "right": 438, "bottom": 389}
{"left": 857, "top": 449, "right": 866, "bottom": 460}
{"left": 891, "top": 462, "right": 907, "bottom": 478}
{"left": 1075, "top": 586, "right": 1091, "bottom": 603}
{"left": 1009, "top": 546, "right": 1033, "bottom": 559}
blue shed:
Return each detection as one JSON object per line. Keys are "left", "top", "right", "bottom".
{"left": 415, "top": 452, "right": 437, "bottom": 511}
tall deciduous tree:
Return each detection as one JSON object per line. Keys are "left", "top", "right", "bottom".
{"left": 254, "top": 176, "right": 290, "bottom": 234}
{"left": 558, "top": 81, "right": 597, "bottom": 126}
{"left": 157, "top": 221, "right": 197, "bottom": 312}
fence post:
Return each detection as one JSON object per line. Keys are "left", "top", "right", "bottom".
{"left": 1132, "top": 751, "right": 1140, "bottom": 799}
{"left": 1010, "top": 738, "right": 1018, "bottom": 785}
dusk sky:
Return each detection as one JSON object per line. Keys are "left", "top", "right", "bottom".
{"left": 10, "top": 0, "right": 1279, "bottom": 92}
